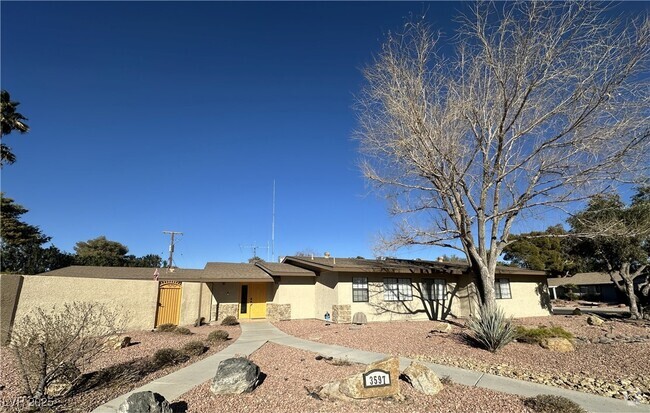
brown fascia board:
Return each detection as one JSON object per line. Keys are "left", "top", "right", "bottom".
{"left": 284, "top": 256, "right": 545, "bottom": 277}
{"left": 283, "top": 256, "right": 465, "bottom": 275}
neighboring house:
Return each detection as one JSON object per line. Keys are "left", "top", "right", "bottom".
{"left": 547, "top": 272, "right": 644, "bottom": 302}
{"left": 0, "top": 256, "right": 550, "bottom": 343}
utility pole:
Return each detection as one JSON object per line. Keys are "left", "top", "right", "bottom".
{"left": 163, "top": 231, "right": 183, "bottom": 268}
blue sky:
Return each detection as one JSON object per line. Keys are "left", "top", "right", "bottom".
{"left": 2, "top": 2, "right": 647, "bottom": 268}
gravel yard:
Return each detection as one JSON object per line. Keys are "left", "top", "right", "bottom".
{"left": 0, "top": 324, "right": 240, "bottom": 412}
{"left": 273, "top": 315, "right": 650, "bottom": 403}
{"left": 177, "top": 342, "right": 534, "bottom": 413}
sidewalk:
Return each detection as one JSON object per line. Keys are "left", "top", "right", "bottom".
{"left": 94, "top": 320, "right": 650, "bottom": 413}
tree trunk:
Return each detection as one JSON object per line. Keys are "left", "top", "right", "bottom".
{"left": 478, "top": 265, "right": 497, "bottom": 308}
{"left": 624, "top": 279, "right": 641, "bottom": 319}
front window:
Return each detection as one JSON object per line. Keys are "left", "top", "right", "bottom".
{"left": 422, "top": 279, "right": 447, "bottom": 300}
{"left": 352, "top": 277, "right": 369, "bottom": 302}
{"left": 384, "top": 278, "right": 412, "bottom": 301}
{"left": 495, "top": 278, "right": 512, "bottom": 299}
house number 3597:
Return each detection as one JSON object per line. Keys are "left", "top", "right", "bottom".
{"left": 363, "top": 370, "right": 391, "bottom": 388}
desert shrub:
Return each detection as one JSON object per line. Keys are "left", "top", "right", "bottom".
{"left": 207, "top": 330, "right": 229, "bottom": 342}
{"left": 440, "top": 375, "right": 453, "bottom": 385}
{"left": 174, "top": 327, "right": 192, "bottom": 335}
{"left": 9, "top": 302, "right": 128, "bottom": 398}
{"left": 524, "top": 395, "right": 586, "bottom": 413}
{"left": 516, "top": 326, "right": 573, "bottom": 344}
{"left": 572, "top": 307, "right": 583, "bottom": 315}
{"left": 466, "top": 303, "right": 517, "bottom": 352}
{"left": 182, "top": 340, "right": 207, "bottom": 356}
{"left": 221, "top": 315, "right": 239, "bottom": 326}
{"left": 156, "top": 323, "right": 177, "bottom": 332}
{"left": 152, "top": 348, "right": 190, "bottom": 367}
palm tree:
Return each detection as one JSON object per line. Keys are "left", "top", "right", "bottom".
{"left": 1, "top": 90, "right": 30, "bottom": 166}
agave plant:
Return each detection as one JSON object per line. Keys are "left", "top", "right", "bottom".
{"left": 466, "top": 303, "right": 517, "bottom": 352}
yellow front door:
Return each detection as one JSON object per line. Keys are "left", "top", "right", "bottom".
{"left": 239, "top": 283, "right": 267, "bottom": 319}
{"left": 155, "top": 282, "right": 182, "bottom": 326}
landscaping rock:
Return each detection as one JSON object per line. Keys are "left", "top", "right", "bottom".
{"left": 211, "top": 357, "right": 260, "bottom": 395}
{"left": 117, "top": 391, "right": 172, "bottom": 413}
{"left": 318, "top": 356, "right": 400, "bottom": 400}
{"left": 587, "top": 315, "right": 604, "bottom": 326}
{"left": 540, "top": 337, "right": 574, "bottom": 352}
{"left": 402, "top": 361, "right": 443, "bottom": 395}
{"left": 45, "top": 363, "right": 81, "bottom": 397}
{"left": 429, "top": 322, "right": 452, "bottom": 334}
{"left": 105, "top": 335, "right": 132, "bottom": 350}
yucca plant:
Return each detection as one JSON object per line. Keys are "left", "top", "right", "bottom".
{"left": 466, "top": 303, "right": 517, "bottom": 352}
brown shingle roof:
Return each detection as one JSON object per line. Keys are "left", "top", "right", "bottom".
{"left": 547, "top": 272, "right": 623, "bottom": 287}
{"left": 202, "top": 262, "right": 273, "bottom": 282}
{"left": 254, "top": 262, "right": 315, "bottom": 277}
{"left": 283, "top": 256, "right": 545, "bottom": 276}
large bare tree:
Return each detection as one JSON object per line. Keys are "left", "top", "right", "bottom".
{"left": 357, "top": 1, "right": 650, "bottom": 306}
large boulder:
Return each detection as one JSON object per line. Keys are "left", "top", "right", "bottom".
{"left": 402, "top": 361, "right": 443, "bottom": 395}
{"left": 540, "top": 337, "right": 575, "bottom": 352}
{"left": 319, "top": 356, "right": 400, "bottom": 400}
{"left": 117, "top": 391, "right": 172, "bottom": 413}
{"left": 211, "top": 357, "right": 260, "bottom": 395}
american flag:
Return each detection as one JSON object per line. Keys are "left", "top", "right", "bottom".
{"left": 153, "top": 268, "right": 160, "bottom": 281}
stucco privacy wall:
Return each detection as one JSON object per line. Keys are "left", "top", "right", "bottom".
{"left": 496, "top": 275, "right": 552, "bottom": 318}
{"left": 13, "top": 275, "right": 159, "bottom": 332}
{"left": 336, "top": 273, "right": 464, "bottom": 322}
{"left": 0, "top": 274, "right": 23, "bottom": 345}
{"left": 272, "top": 276, "right": 315, "bottom": 319}
{"left": 179, "top": 282, "right": 213, "bottom": 325}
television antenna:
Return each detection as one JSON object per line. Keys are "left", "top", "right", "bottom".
{"left": 240, "top": 242, "right": 270, "bottom": 262}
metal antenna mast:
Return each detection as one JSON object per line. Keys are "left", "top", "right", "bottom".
{"left": 163, "top": 231, "right": 183, "bottom": 268}
{"left": 271, "top": 180, "right": 276, "bottom": 262}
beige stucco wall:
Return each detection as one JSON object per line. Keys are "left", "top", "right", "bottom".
{"left": 335, "top": 272, "right": 463, "bottom": 322}
{"left": 178, "top": 282, "right": 213, "bottom": 325}
{"left": 0, "top": 274, "right": 23, "bottom": 345}
{"left": 13, "top": 275, "right": 159, "bottom": 332}
{"left": 315, "top": 271, "right": 339, "bottom": 320}
{"left": 209, "top": 282, "right": 240, "bottom": 320}
{"left": 495, "top": 275, "right": 552, "bottom": 318}
{"left": 272, "top": 276, "right": 315, "bottom": 319}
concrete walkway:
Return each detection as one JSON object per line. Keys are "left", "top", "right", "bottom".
{"left": 94, "top": 321, "right": 650, "bottom": 413}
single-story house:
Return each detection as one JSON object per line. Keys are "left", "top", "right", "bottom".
{"left": 0, "top": 256, "right": 550, "bottom": 344}
{"left": 547, "top": 272, "right": 644, "bottom": 302}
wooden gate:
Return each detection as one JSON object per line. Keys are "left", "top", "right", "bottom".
{"left": 155, "top": 281, "right": 182, "bottom": 326}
